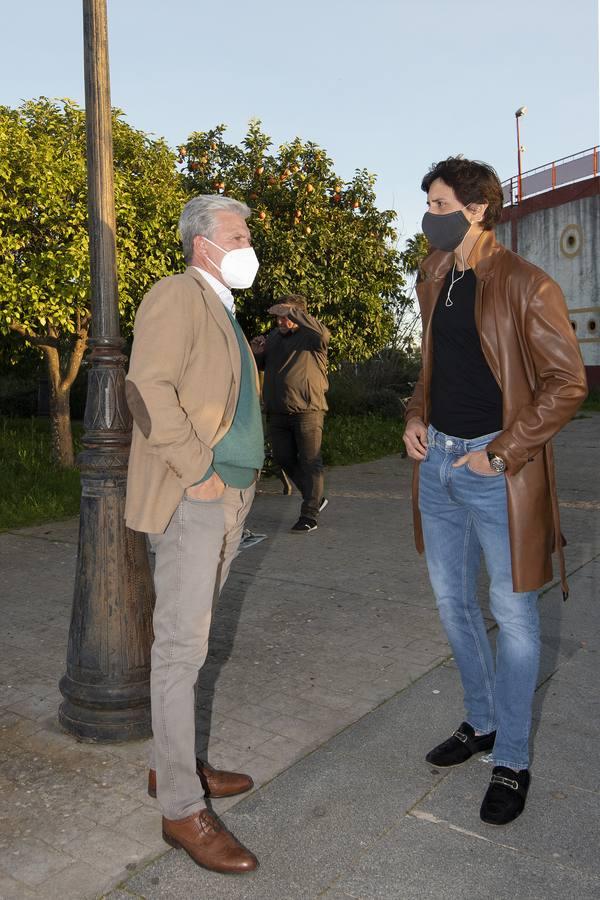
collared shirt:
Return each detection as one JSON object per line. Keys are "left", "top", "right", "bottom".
{"left": 193, "top": 267, "right": 235, "bottom": 314}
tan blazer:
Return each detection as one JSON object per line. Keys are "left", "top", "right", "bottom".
{"left": 125, "top": 268, "right": 257, "bottom": 534}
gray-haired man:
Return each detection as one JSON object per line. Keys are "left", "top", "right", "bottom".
{"left": 126, "top": 196, "right": 264, "bottom": 874}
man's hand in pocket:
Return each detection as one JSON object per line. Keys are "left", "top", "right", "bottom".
{"left": 185, "top": 472, "right": 225, "bottom": 500}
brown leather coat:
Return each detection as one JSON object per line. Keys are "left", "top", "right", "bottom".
{"left": 405, "top": 230, "right": 587, "bottom": 594}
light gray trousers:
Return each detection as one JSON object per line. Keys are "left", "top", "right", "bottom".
{"left": 148, "top": 485, "right": 255, "bottom": 820}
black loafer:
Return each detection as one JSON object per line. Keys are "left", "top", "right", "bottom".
{"left": 426, "top": 721, "right": 496, "bottom": 768}
{"left": 480, "top": 766, "right": 530, "bottom": 825}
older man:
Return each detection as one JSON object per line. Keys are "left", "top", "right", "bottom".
{"left": 125, "top": 196, "right": 263, "bottom": 873}
{"left": 404, "top": 157, "right": 586, "bottom": 826}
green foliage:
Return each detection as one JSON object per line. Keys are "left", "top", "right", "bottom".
{"left": 581, "top": 387, "right": 600, "bottom": 411}
{"left": 400, "top": 232, "right": 429, "bottom": 274}
{"left": 0, "top": 97, "right": 186, "bottom": 344}
{"left": 0, "top": 98, "right": 186, "bottom": 465}
{"left": 327, "top": 350, "right": 420, "bottom": 418}
{"left": 0, "top": 417, "right": 82, "bottom": 530}
{"left": 322, "top": 414, "right": 405, "bottom": 466}
{"left": 388, "top": 231, "right": 429, "bottom": 351}
{"left": 180, "top": 121, "right": 408, "bottom": 361}
{"left": 0, "top": 99, "right": 89, "bottom": 341}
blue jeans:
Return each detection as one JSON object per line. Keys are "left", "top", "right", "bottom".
{"left": 419, "top": 425, "right": 540, "bottom": 770}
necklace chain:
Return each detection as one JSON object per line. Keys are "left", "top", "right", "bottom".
{"left": 445, "top": 262, "right": 466, "bottom": 308}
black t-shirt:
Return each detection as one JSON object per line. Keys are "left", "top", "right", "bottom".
{"left": 429, "top": 267, "right": 503, "bottom": 439}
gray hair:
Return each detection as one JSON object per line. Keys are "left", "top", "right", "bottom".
{"left": 178, "top": 195, "right": 252, "bottom": 263}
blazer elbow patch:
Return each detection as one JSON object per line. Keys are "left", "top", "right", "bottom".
{"left": 125, "top": 381, "right": 152, "bottom": 439}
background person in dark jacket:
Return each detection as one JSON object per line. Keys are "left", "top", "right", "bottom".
{"left": 251, "top": 294, "right": 330, "bottom": 533}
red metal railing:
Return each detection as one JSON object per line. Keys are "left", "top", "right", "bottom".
{"left": 502, "top": 147, "right": 599, "bottom": 206}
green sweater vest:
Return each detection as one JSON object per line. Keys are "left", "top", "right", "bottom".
{"left": 199, "top": 310, "right": 264, "bottom": 488}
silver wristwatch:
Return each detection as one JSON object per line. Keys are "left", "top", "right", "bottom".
{"left": 486, "top": 451, "right": 506, "bottom": 474}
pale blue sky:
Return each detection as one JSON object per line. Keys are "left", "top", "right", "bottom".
{"left": 2, "top": 0, "right": 599, "bottom": 244}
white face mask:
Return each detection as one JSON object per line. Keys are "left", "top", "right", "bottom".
{"left": 204, "top": 238, "right": 259, "bottom": 289}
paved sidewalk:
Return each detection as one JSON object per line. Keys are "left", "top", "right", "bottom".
{"left": 0, "top": 414, "right": 598, "bottom": 898}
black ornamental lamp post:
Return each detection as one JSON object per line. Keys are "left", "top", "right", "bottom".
{"left": 58, "top": 0, "right": 155, "bottom": 741}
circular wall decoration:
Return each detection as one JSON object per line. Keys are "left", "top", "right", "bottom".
{"left": 588, "top": 318, "right": 597, "bottom": 333}
{"left": 559, "top": 223, "right": 583, "bottom": 258}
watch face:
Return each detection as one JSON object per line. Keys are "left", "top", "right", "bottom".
{"left": 490, "top": 456, "right": 505, "bottom": 473}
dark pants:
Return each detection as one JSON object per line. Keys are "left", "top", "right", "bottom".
{"left": 268, "top": 411, "right": 325, "bottom": 520}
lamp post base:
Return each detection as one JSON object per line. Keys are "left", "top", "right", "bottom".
{"left": 58, "top": 343, "right": 155, "bottom": 744}
{"left": 58, "top": 690, "right": 151, "bottom": 743}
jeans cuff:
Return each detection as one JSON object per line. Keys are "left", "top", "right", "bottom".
{"left": 491, "top": 757, "right": 529, "bottom": 771}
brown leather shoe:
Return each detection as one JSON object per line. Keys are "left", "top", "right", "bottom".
{"left": 162, "top": 808, "right": 258, "bottom": 874}
{"left": 148, "top": 759, "right": 253, "bottom": 799}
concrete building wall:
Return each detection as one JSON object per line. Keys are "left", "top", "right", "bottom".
{"left": 498, "top": 185, "right": 600, "bottom": 383}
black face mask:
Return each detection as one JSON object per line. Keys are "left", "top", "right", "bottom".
{"left": 421, "top": 209, "right": 472, "bottom": 252}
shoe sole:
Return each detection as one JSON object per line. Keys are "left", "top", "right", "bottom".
{"left": 319, "top": 499, "right": 328, "bottom": 512}
{"left": 162, "top": 830, "right": 259, "bottom": 873}
{"left": 426, "top": 748, "right": 494, "bottom": 768}
{"left": 480, "top": 808, "right": 526, "bottom": 826}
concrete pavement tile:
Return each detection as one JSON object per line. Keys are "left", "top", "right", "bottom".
{"left": 415, "top": 763, "right": 600, "bottom": 877}
{"left": 75, "top": 792, "right": 145, "bottom": 828}
{"left": 9, "top": 519, "right": 79, "bottom": 544}
{"left": 332, "top": 814, "right": 600, "bottom": 900}
{"left": 28, "top": 812, "right": 97, "bottom": 851}
{"left": 0, "top": 836, "right": 74, "bottom": 887}
{"left": 6, "top": 696, "right": 61, "bottom": 721}
{"left": 295, "top": 686, "right": 361, "bottom": 711}
{"left": 0, "top": 713, "right": 44, "bottom": 747}
{"left": 70, "top": 758, "right": 147, "bottom": 795}
{"left": 28, "top": 861, "right": 113, "bottom": 900}
{"left": 231, "top": 691, "right": 302, "bottom": 716}
{"left": 210, "top": 717, "right": 277, "bottom": 752}
{"left": 260, "top": 714, "right": 338, "bottom": 744}
{"left": 349, "top": 672, "right": 416, "bottom": 703}
{"left": 6, "top": 679, "right": 62, "bottom": 702}
{"left": 254, "top": 733, "right": 312, "bottom": 763}
{"left": 240, "top": 753, "right": 289, "bottom": 789}
{"left": 61, "top": 824, "right": 153, "bottom": 875}
{"left": 225, "top": 702, "right": 281, "bottom": 729}
{"left": 320, "top": 893, "right": 358, "bottom": 899}
{"left": 112, "top": 805, "right": 166, "bottom": 853}
{"left": 318, "top": 663, "right": 463, "bottom": 772}
{"left": 96, "top": 739, "right": 151, "bottom": 768}
{"left": 531, "top": 651, "right": 600, "bottom": 793}
{"left": 0, "top": 873, "right": 36, "bottom": 899}
{"left": 102, "top": 891, "right": 145, "bottom": 899}
{"left": 296, "top": 700, "right": 375, "bottom": 727}
{"left": 204, "top": 743, "right": 257, "bottom": 774}
{"left": 207, "top": 690, "right": 250, "bottom": 714}
{"left": 0, "top": 683, "right": 37, "bottom": 709}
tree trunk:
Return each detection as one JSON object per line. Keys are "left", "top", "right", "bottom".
{"left": 10, "top": 322, "right": 89, "bottom": 469}
{"left": 49, "top": 384, "right": 75, "bottom": 468}
{"left": 43, "top": 345, "right": 75, "bottom": 468}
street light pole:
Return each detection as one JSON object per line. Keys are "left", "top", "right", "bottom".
{"left": 515, "top": 106, "right": 527, "bottom": 203}
{"left": 58, "top": 0, "right": 155, "bottom": 742}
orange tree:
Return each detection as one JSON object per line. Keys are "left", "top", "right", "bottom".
{"left": 0, "top": 98, "right": 185, "bottom": 466}
{"left": 180, "top": 121, "right": 408, "bottom": 361}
